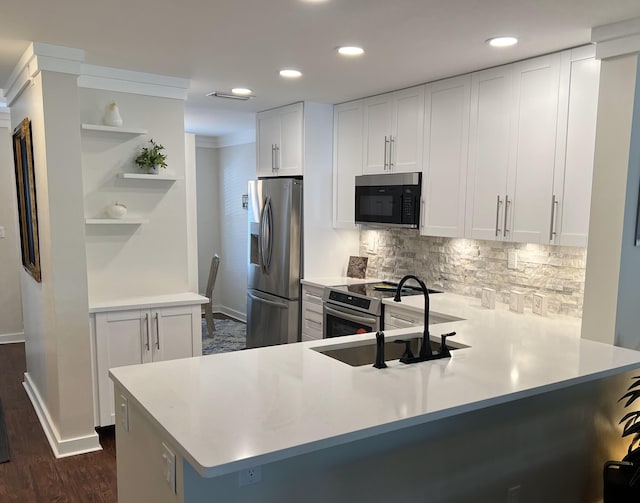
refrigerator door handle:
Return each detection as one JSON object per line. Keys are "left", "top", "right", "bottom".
{"left": 259, "top": 196, "right": 272, "bottom": 273}
{"left": 248, "top": 290, "right": 286, "bottom": 308}
{"left": 265, "top": 197, "right": 274, "bottom": 271}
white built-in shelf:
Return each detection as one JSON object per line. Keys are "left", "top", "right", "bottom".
{"left": 85, "top": 218, "right": 149, "bottom": 225}
{"left": 81, "top": 123, "right": 148, "bottom": 135}
{"left": 119, "top": 173, "right": 182, "bottom": 181}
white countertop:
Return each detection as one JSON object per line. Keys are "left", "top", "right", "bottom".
{"left": 109, "top": 292, "right": 640, "bottom": 479}
{"left": 300, "top": 277, "right": 382, "bottom": 288}
{"left": 89, "top": 292, "right": 209, "bottom": 313}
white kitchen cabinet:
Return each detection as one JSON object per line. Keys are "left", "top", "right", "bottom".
{"left": 465, "top": 65, "right": 513, "bottom": 241}
{"left": 301, "top": 284, "right": 324, "bottom": 341}
{"left": 333, "top": 100, "right": 363, "bottom": 229}
{"left": 384, "top": 304, "right": 422, "bottom": 330}
{"left": 550, "top": 47, "right": 600, "bottom": 247}
{"left": 362, "top": 86, "right": 424, "bottom": 174}
{"left": 421, "top": 75, "right": 471, "bottom": 238}
{"left": 507, "top": 53, "right": 562, "bottom": 244}
{"left": 93, "top": 302, "right": 202, "bottom": 426}
{"left": 256, "top": 102, "right": 303, "bottom": 177}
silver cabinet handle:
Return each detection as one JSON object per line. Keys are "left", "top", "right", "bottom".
{"left": 495, "top": 196, "right": 503, "bottom": 237}
{"left": 549, "top": 195, "right": 559, "bottom": 241}
{"left": 389, "top": 313, "right": 418, "bottom": 324}
{"left": 503, "top": 195, "right": 511, "bottom": 237}
{"left": 155, "top": 312, "right": 160, "bottom": 350}
{"left": 383, "top": 136, "right": 389, "bottom": 171}
{"left": 271, "top": 144, "right": 275, "bottom": 173}
{"left": 421, "top": 198, "right": 425, "bottom": 229}
{"left": 144, "top": 313, "right": 150, "bottom": 350}
{"left": 389, "top": 136, "right": 395, "bottom": 171}
{"left": 274, "top": 144, "right": 280, "bottom": 172}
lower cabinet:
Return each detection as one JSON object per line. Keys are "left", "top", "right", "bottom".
{"left": 93, "top": 303, "right": 202, "bottom": 426}
{"left": 384, "top": 305, "right": 422, "bottom": 330}
{"left": 301, "top": 284, "right": 324, "bottom": 341}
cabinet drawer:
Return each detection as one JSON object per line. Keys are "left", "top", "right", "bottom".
{"left": 384, "top": 308, "right": 421, "bottom": 329}
{"left": 302, "top": 285, "right": 324, "bottom": 305}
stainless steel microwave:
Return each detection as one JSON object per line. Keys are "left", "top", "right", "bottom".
{"left": 354, "top": 172, "right": 421, "bottom": 228}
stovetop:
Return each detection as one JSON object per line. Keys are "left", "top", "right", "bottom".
{"left": 323, "top": 281, "right": 442, "bottom": 316}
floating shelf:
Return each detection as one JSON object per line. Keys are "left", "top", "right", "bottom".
{"left": 119, "top": 173, "right": 182, "bottom": 181}
{"left": 85, "top": 218, "right": 149, "bottom": 225}
{"left": 81, "top": 123, "right": 148, "bottom": 135}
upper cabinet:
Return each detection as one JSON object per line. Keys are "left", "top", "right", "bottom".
{"left": 551, "top": 48, "right": 600, "bottom": 247}
{"left": 333, "top": 100, "right": 363, "bottom": 229}
{"left": 362, "top": 86, "right": 425, "bottom": 174}
{"left": 256, "top": 102, "right": 303, "bottom": 177}
{"left": 421, "top": 75, "right": 471, "bottom": 238}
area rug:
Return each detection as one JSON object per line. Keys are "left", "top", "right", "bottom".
{"left": 201, "top": 318, "right": 247, "bottom": 355}
{"left": 0, "top": 398, "right": 9, "bottom": 463}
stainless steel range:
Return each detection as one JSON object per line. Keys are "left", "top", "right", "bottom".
{"left": 322, "top": 281, "right": 440, "bottom": 339}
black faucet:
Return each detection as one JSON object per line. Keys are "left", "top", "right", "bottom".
{"left": 393, "top": 274, "right": 456, "bottom": 364}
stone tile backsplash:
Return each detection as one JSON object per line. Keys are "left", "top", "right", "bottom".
{"left": 360, "top": 229, "right": 587, "bottom": 318}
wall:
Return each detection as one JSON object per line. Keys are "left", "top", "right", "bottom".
{"left": 615, "top": 59, "right": 640, "bottom": 351}
{"left": 0, "top": 112, "right": 24, "bottom": 342}
{"left": 80, "top": 88, "right": 190, "bottom": 301}
{"left": 361, "top": 229, "right": 587, "bottom": 317}
{"left": 195, "top": 146, "right": 222, "bottom": 304}
{"left": 10, "top": 69, "right": 97, "bottom": 454}
{"left": 196, "top": 141, "right": 254, "bottom": 321}
{"left": 582, "top": 54, "right": 639, "bottom": 345}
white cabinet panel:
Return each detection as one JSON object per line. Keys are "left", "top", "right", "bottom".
{"left": 552, "top": 49, "right": 600, "bottom": 247}
{"left": 333, "top": 100, "right": 363, "bottom": 228}
{"left": 422, "top": 75, "right": 471, "bottom": 237}
{"left": 151, "top": 306, "right": 196, "bottom": 362}
{"left": 465, "top": 66, "right": 513, "bottom": 241}
{"left": 508, "top": 54, "right": 561, "bottom": 244}
{"left": 301, "top": 284, "right": 324, "bottom": 341}
{"left": 256, "top": 102, "right": 303, "bottom": 177}
{"left": 363, "top": 96, "right": 391, "bottom": 174}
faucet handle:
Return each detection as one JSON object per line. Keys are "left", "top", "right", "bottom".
{"left": 373, "top": 331, "right": 387, "bottom": 369}
{"left": 439, "top": 331, "right": 456, "bottom": 357}
{"left": 394, "top": 339, "right": 415, "bottom": 363}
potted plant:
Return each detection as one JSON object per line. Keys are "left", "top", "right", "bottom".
{"left": 604, "top": 376, "right": 640, "bottom": 501}
{"left": 135, "top": 139, "right": 167, "bottom": 174}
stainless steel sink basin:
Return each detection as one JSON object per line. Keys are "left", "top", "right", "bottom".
{"left": 314, "top": 336, "right": 468, "bottom": 367}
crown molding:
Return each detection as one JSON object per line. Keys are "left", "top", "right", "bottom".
{"left": 78, "top": 64, "right": 190, "bottom": 100}
{"left": 195, "top": 130, "right": 256, "bottom": 149}
{"left": 0, "top": 109, "right": 10, "bottom": 129}
{"left": 5, "top": 42, "right": 85, "bottom": 106}
{"left": 592, "top": 16, "right": 640, "bottom": 59}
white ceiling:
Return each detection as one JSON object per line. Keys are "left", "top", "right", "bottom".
{"left": 1, "top": 0, "right": 640, "bottom": 138}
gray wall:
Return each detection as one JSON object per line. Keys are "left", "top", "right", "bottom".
{"left": 361, "top": 230, "right": 586, "bottom": 317}
{"left": 196, "top": 142, "right": 255, "bottom": 321}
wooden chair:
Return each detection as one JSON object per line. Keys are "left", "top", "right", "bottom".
{"left": 203, "top": 254, "right": 220, "bottom": 339}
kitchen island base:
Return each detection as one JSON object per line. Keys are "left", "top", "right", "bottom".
{"left": 115, "top": 373, "right": 627, "bottom": 503}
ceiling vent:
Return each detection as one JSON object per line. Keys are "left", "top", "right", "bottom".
{"left": 206, "top": 91, "right": 254, "bottom": 100}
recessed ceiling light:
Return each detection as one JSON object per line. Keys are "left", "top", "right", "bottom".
{"left": 487, "top": 36, "right": 518, "bottom": 48}
{"left": 231, "top": 88, "right": 252, "bottom": 96}
{"left": 280, "top": 69, "right": 302, "bottom": 78}
{"left": 338, "top": 46, "right": 364, "bottom": 56}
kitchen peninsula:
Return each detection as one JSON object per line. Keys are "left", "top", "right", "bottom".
{"left": 110, "top": 292, "right": 640, "bottom": 502}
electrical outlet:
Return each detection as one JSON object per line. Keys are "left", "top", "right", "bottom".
{"left": 239, "top": 466, "right": 262, "bottom": 487}
{"left": 119, "top": 395, "right": 129, "bottom": 432}
{"left": 508, "top": 250, "right": 518, "bottom": 269}
{"left": 507, "top": 485, "right": 521, "bottom": 503}
{"left": 161, "top": 443, "right": 176, "bottom": 494}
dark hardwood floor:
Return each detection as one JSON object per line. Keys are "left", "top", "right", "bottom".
{"left": 0, "top": 342, "right": 118, "bottom": 502}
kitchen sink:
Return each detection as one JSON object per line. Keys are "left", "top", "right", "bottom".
{"left": 314, "top": 335, "right": 468, "bottom": 367}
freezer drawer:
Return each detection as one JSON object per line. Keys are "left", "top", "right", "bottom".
{"left": 247, "top": 289, "right": 299, "bottom": 348}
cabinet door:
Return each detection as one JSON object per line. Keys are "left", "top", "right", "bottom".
{"left": 277, "top": 102, "right": 304, "bottom": 176}
{"left": 552, "top": 49, "right": 600, "bottom": 247}
{"left": 465, "top": 66, "right": 512, "bottom": 240}
{"left": 333, "top": 100, "right": 363, "bottom": 228}
{"left": 384, "top": 306, "right": 422, "bottom": 330}
{"left": 256, "top": 109, "right": 279, "bottom": 177}
{"left": 95, "top": 310, "right": 146, "bottom": 426}
{"left": 391, "top": 86, "right": 425, "bottom": 173}
{"left": 421, "top": 76, "right": 470, "bottom": 237}
{"left": 508, "top": 54, "right": 561, "bottom": 244}
{"left": 363, "top": 95, "right": 393, "bottom": 174}
{"left": 151, "top": 305, "right": 197, "bottom": 362}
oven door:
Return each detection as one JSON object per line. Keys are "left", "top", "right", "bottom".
{"left": 323, "top": 303, "right": 381, "bottom": 338}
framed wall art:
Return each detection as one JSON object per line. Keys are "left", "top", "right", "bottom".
{"left": 12, "top": 117, "right": 41, "bottom": 282}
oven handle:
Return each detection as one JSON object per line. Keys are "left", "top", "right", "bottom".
{"left": 324, "top": 303, "right": 378, "bottom": 326}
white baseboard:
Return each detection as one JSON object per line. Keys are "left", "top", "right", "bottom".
{"left": 220, "top": 306, "right": 246, "bottom": 323}
{"left": 23, "top": 372, "right": 102, "bottom": 458}
{"left": 0, "top": 331, "right": 25, "bottom": 344}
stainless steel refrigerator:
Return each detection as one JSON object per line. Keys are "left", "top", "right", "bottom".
{"left": 247, "top": 178, "right": 302, "bottom": 348}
